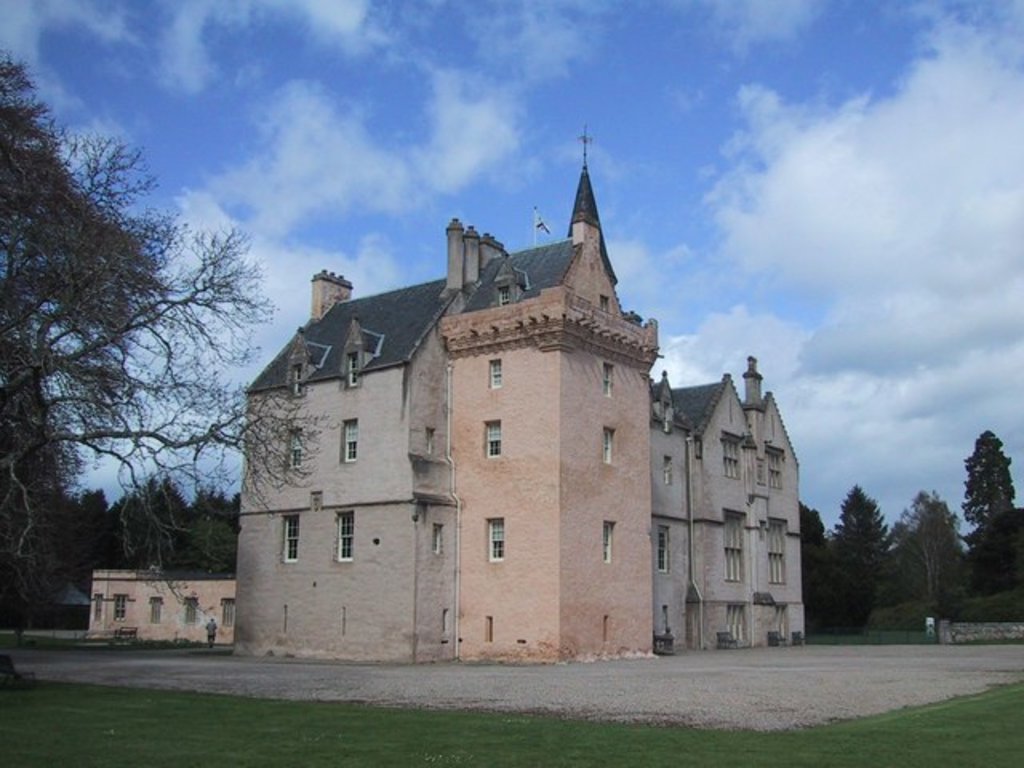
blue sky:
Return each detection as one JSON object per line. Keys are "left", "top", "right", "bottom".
{"left": 4, "top": 0, "right": 1023, "bottom": 527}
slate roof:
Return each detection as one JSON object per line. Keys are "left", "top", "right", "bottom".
{"left": 671, "top": 380, "right": 728, "bottom": 434}
{"left": 568, "top": 164, "right": 616, "bottom": 284}
{"left": 463, "top": 239, "right": 576, "bottom": 312}
{"left": 249, "top": 278, "right": 451, "bottom": 392}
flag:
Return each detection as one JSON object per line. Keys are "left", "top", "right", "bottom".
{"left": 534, "top": 207, "right": 550, "bottom": 234}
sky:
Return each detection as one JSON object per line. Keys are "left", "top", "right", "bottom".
{"left": 3, "top": 0, "right": 1023, "bottom": 528}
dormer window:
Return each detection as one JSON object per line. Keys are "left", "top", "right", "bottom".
{"left": 346, "top": 351, "right": 360, "bottom": 387}
{"left": 290, "top": 363, "right": 304, "bottom": 396}
{"left": 497, "top": 285, "right": 511, "bottom": 306}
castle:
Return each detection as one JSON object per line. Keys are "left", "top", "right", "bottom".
{"left": 234, "top": 164, "right": 804, "bottom": 661}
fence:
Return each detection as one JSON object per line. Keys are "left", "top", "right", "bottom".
{"left": 807, "top": 628, "right": 939, "bottom": 645}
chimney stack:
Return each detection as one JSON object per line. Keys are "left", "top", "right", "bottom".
{"left": 479, "top": 233, "right": 505, "bottom": 269}
{"left": 463, "top": 226, "right": 480, "bottom": 285}
{"left": 311, "top": 271, "right": 352, "bottom": 320}
{"left": 446, "top": 218, "right": 465, "bottom": 292}
{"left": 743, "top": 356, "right": 763, "bottom": 407}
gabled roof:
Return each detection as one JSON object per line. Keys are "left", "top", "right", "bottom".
{"left": 249, "top": 278, "right": 451, "bottom": 392}
{"left": 463, "top": 239, "right": 576, "bottom": 312}
{"left": 671, "top": 379, "right": 729, "bottom": 435}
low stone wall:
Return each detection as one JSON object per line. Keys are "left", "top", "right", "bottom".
{"left": 938, "top": 620, "right": 1024, "bottom": 644}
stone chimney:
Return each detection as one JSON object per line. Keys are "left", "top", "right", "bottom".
{"left": 311, "top": 271, "right": 352, "bottom": 320}
{"left": 463, "top": 226, "right": 480, "bottom": 285}
{"left": 743, "top": 356, "right": 763, "bottom": 407}
{"left": 446, "top": 218, "right": 465, "bottom": 292}
{"left": 479, "top": 233, "right": 505, "bottom": 270}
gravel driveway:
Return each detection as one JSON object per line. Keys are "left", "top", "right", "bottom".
{"left": 9, "top": 644, "right": 1023, "bottom": 730}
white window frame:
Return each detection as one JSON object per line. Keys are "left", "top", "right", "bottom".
{"left": 114, "top": 594, "right": 127, "bottom": 621}
{"left": 149, "top": 596, "right": 162, "bottom": 624}
{"left": 602, "top": 428, "right": 614, "bottom": 464}
{"left": 768, "top": 519, "right": 786, "bottom": 584}
{"left": 222, "top": 598, "right": 236, "bottom": 628}
{"left": 602, "top": 362, "right": 613, "bottom": 396}
{"left": 489, "top": 359, "right": 503, "bottom": 389}
{"left": 722, "top": 438, "right": 740, "bottom": 479}
{"left": 662, "top": 456, "right": 673, "bottom": 485}
{"left": 346, "top": 351, "right": 360, "bottom": 387}
{"left": 602, "top": 521, "right": 615, "bottom": 563}
{"left": 768, "top": 450, "right": 783, "bottom": 489}
{"left": 290, "top": 363, "right": 304, "bottom": 396}
{"left": 283, "top": 514, "right": 300, "bottom": 563}
{"left": 486, "top": 421, "right": 502, "bottom": 458}
{"left": 497, "top": 285, "right": 511, "bottom": 306}
{"left": 184, "top": 597, "right": 198, "bottom": 625}
{"left": 726, "top": 604, "right": 746, "bottom": 643}
{"left": 289, "top": 430, "right": 303, "bottom": 469}
{"left": 724, "top": 513, "right": 743, "bottom": 582}
{"left": 657, "top": 525, "right": 670, "bottom": 572}
{"left": 337, "top": 511, "right": 354, "bottom": 561}
{"left": 488, "top": 518, "right": 505, "bottom": 562}
{"left": 343, "top": 419, "right": 358, "bottom": 463}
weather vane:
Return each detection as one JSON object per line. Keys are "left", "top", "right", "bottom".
{"left": 578, "top": 125, "right": 592, "bottom": 167}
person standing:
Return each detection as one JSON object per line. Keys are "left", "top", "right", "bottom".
{"left": 205, "top": 617, "right": 218, "bottom": 648}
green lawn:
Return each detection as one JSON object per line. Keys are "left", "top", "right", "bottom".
{"left": 2, "top": 682, "right": 1021, "bottom": 767}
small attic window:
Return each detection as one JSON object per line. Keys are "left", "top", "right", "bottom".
{"left": 497, "top": 285, "right": 511, "bottom": 306}
{"left": 290, "top": 363, "right": 304, "bottom": 396}
{"left": 346, "top": 351, "right": 360, "bottom": 387}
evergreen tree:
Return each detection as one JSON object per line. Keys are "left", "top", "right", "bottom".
{"left": 832, "top": 486, "right": 890, "bottom": 627}
{"left": 962, "top": 431, "right": 1022, "bottom": 595}
{"left": 799, "top": 502, "right": 839, "bottom": 630}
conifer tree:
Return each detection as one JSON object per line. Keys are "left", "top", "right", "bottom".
{"left": 832, "top": 486, "right": 890, "bottom": 627}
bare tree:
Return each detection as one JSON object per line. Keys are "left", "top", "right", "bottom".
{"left": 0, "top": 55, "right": 289, "bottom": 618}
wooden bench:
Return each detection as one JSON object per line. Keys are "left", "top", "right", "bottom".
{"left": 114, "top": 626, "right": 138, "bottom": 641}
{"left": 716, "top": 631, "right": 738, "bottom": 649}
{"left": 0, "top": 654, "right": 36, "bottom": 688}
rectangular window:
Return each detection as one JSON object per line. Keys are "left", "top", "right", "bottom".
{"left": 93, "top": 594, "right": 102, "bottom": 621}
{"left": 488, "top": 518, "right": 505, "bottom": 562}
{"left": 184, "top": 597, "right": 198, "bottom": 625}
{"left": 149, "top": 597, "right": 162, "bottom": 624}
{"left": 603, "top": 521, "right": 615, "bottom": 563}
{"left": 775, "top": 605, "right": 788, "bottom": 638}
{"left": 442, "top": 608, "right": 450, "bottom": 636}
{"left": 602, "top": 362, "right": 613, "bottom": 396}
{"left": 599, "top": 294, "right": 610, "bottom": 312}
{"left": 485, "top": 615, "right": 494, "bottom": 642}
{"left": 768, "top": 519, "right": 786, "bottom": 584}
{"left": 290, "top": 363, "right": 303, "bottom": 396}
{"left": 486, "top": 421, "right": 502, "bottom": 457}
{"left": 497, "top": 285, "right": 511, "bottom": 306}
{"left": 724, "top": 512, "right": 743, "bottom": 582}
{"left": 114, "top": 594, "right": 127, "bottom": 621}
{"left": 343, "top": 419, "right": 358, "bottom": 462}
{"left": 425, "top": 427, "right": 435, "bottom": 455}
{"left": 662, "top": 456, "right": 673, "bottom": 485}
{"left": 602, "top": 428, "right": 614, "bottom": 464}
{"left": 432, "top": 523, "right": 443, "bottom": 555}
{"left": 726, "top": 604, "right": 746, "bottom": 644}
{"left": 657, "top": 525, "right": 670, "bottom": 572}
{"left": 222, "top": 598, "right": 236, "bottom": 628}
{"left": 346, "top": 351, "right": 360, "bottom": 387}
{"left": 337, "top": 511, "right": 354, "bottom": 561}
{"left": 289, "top": 430, "right": 303, "bottom": 469}
{"left": 768, "top": 450, "right": 783, "bottom": 489}
{"left": 489, "top": 359, "right": 503, "bottom": 388}
{"left": 722, "top": 438, "right": 740, "bottom": 479}
{"left": 283, "top": 514, "right": 300, "bottom": 562}
{"left": 310, "top": 491, "right": 323, "bottom": 512}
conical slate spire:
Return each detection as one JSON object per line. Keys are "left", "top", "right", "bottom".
{"left": 568, "top": 164, "right": 617, "bottom": 285}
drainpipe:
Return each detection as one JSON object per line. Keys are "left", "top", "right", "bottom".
{"left": 685, "top": 436, "right": 703, "bottom": 649}
{"left": 445, "top": 362, "right": 462, "bottom": 660}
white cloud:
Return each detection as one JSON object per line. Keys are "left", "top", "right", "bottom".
{"left": 157, "top": 0, "right": 381, "bottom": 93}
{"left": 415, "top": 69, "right": 521, "bottom": 194}
{"left": 702, "top": 13, "right": 1024, "bottom": 520}
{"left": 209, "top": 80, "right": 412, "bottom": 236}
{"left": 688, "top": 0, "right": 823, "bottom": 53}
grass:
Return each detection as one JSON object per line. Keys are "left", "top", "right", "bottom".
{"left": 2, "top": 682, "right": 1023, "bottom": 767}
